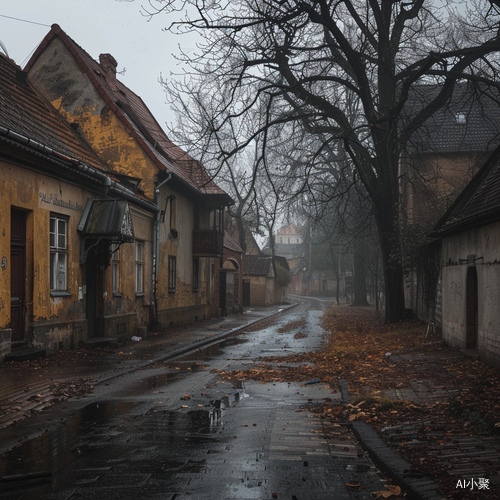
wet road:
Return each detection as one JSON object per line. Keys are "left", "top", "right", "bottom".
{"left": 1, "top": 298, "right": 381, "bottom": 499}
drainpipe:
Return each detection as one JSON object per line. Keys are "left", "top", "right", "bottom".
{"left": 153, "top": 173, "right": 172, "bottom": 326}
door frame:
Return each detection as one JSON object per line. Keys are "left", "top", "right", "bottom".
{"left": 466, "top": 266, "right": 478, "bottom": 350}
{"left": 10, "top": 208, "right": 26, "bottom": 342}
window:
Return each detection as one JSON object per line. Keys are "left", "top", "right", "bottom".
{"left": 288, "top": 237, "right": 291, "bottom": 244}
{"left": 135, "top": 241, "right": 144, "bottom": 295}
{"left": 112, "top": 243, "right": 120, "bottom": 295}
{"left": 192, "top": 257, "right": 199, "bottom": 292}
{"left": 279, "top": 237, "right": 283, "bottom": 243}
{"left": 209, "top": 209, "right": 223, "bottom": 231}
{"left": 50, "top": 215, "right": 68, "bottom": 292}
{"left": 169, "top": 255, "right": 176, "bottom": 293}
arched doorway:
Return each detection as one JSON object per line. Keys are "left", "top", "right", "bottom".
{"left": 466, "top": 266, "right": 478, "bottom": 350}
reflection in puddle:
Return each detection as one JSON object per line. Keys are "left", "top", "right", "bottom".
{"left": 0, "top": 401, "right": 136, "bottom": 495}
{"left": 177, "top": 336, "right": 249, "bottom": 362}
{"left": 0, "top": 400, "right": 224, "bottom": 498}
{"left": 117, "top": 371, "right": 186, "bottom": 397}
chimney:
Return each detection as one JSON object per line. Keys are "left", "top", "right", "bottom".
{"left": 99, "top": 53, "right": 118, "bottom": 78}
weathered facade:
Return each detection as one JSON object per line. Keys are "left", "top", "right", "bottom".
{"left": 220, "top": 233, "right": 243, "bottom": 316}
{"left": 0, "top": 53, "right": 156, "bottom": 359}
{"left": 400, "top": 84, "right": 500, "bottom": 324}
{"left": 242, "top": 255, "right": 288, "bottom": 307}
{"left": 432, "top": 146, "right": 500, "bottom": 367}
{"left": 1, "top": 25, "right": 233, "bottom": 361}
{"left": 25, "top": 24, "right": 232, "bottom": 331}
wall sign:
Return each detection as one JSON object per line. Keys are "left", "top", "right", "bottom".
{"left": 39, "top": 192, "right": 84, "bottom": 212}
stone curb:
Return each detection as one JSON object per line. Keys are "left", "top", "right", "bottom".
{"left": 351, "top": 421, "right": 443, "bottom": 500}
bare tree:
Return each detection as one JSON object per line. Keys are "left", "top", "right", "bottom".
{"left": 147, "top": 0, "right": 500, "bottom": 322}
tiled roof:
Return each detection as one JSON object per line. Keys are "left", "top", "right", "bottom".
{"left": 224, "top": 232, "right": 243, "bottom": 254}
{"left": 432, "top": 145, "right": 500, "bottom": 235}
{"left": 0, "top": 53, "right": 110, "bottom": 173}
{"left": 277, "top": 224, "right": 302, "bottom": 236}
{"left": 404, "top": 83, "right": 500, "bottom": 154}
{"left": 289, "top": 257, "right": 307, "bottom": 275}
{"left": 25, "top": 24, "right": 232, "bottom": 204}
{"left": 243, "top": 255, "right": 273, "bottom": 276}
{"left": 273, "top": 243, "right": 305, "bottom": 259}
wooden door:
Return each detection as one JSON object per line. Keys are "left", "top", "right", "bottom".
{"left": 10, "top": 209, "right": 26, "bottom": 342}
{"left": 219, "top": 271, "right": 227, "bottom": 316}
{"left": 242, "top": 279, "right": 250, "bottom": 307}
{"left": 466, "top": 266, "right": 478, "bottom": 350}
{"left": 85, "top": 241, "right": 106, "bottom": 337}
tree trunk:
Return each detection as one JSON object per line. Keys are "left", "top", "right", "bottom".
{"left": 353, "top": 238, "right": 369, "bottom": 306}
{"left": 373, "top": 203, "right": 406, "bottom": 323}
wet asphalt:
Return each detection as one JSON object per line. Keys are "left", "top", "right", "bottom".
{"left": 0, "top": 298, "right": 386, "bottom": 499}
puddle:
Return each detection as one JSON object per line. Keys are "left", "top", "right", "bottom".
{"left": 0, "top": 399, "right": 226, "bottom": 499}
{"left": 0, "top": 402, "right": 136, "bottom": 485}
{"left": 176, "top": 336, "right": 249, "bottom": 362}
{"left": 116, "top": 371, "right": 187, "bottom": 397}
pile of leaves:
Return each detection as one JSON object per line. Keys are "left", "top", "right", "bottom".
{"left": 51, "top": 378, "right": 96, "bottom": 402}
{"left": 0, "top": 347, "right": 114, "bottom": 370}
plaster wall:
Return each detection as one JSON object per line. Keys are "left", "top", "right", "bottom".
{"left": 27, "top": 37, "right": 157, "bottom": 198}
{"left": 0, "top": 157, "right": 156, "bottom": 355}
{"left": 442, "top": 221, "right": 500, "bottom": 365}
{"left": 441, "top": 264, "right": 466, "bottom": 348}
{"left": 0, "top": 160, "right": 88, "bottom": 330}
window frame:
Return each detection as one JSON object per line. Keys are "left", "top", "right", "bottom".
{"left": 50, "top": 214, "right": 70, "bottom": 295}
{"left": 168, "top": 255, "right": 176, "bottom": 293}
{"left": 135, "top": 240, "right": 144, "bottom": 295}
{"left": 111, "top": 243, "right": 121, "bottom": 296}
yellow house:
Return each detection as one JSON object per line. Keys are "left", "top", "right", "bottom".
{"left": 0, "top": 52, "right": 156, "bottom": 359}
{"left": 24, "top": 24, "right": 233, "bottom": 331}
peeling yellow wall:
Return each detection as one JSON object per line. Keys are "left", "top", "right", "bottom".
{"left": 27, "top": 37, "right": 158, "bottom": 199}
{"left": 0, "top": 159, "right": 88, "bottom": 326}
{"left": 55, "top": 101, "right": 156, "bottom": 199}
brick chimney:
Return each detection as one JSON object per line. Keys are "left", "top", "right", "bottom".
{"left": 99, "top": 53, "right": 118, "bottom": 78}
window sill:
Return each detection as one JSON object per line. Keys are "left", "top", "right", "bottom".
{"left": 51, "top": 291, "right": 72, "bottom": 297}
{"left": 168, "top": 289, "right": 176, "bottom": 294}
{"left": 135, "top": 292, "right": 144, "bottom": 297}
{"left": 113, "top": 293, "right": 123, "bottom": 298}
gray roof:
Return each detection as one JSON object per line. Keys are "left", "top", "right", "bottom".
{"left": 243, "top": 255, "right": 274, "bottom": 276}
{"left": 404, "top": 83, "right": 500, "bottom": 155}
{"left": 432, "top": 145, "right": 500, "bottom": 236}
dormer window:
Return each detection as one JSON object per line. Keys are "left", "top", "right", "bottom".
{"left": 455, "top": 113, "right": 466, "bottom": 124}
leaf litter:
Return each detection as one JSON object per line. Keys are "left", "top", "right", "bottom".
{"left": 217, "top": 306, "right": 500, "bottom": 499}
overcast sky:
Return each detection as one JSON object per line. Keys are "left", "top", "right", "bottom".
{"left": 0, "top": 0, "right": 196, "bottom": 130}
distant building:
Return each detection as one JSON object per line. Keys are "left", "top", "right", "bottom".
{"left": 242, "top": 255, "right": 289, "bottom": 307}
{"left": 273, "top": 224, "right": 305, "bottom": 260}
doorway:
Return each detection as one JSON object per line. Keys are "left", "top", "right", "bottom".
{"left": 466, "top": 266, "right": 478, "bottom": 350}
{"left": 242, "top": 279, "right": 250, "bottom": 307}
{"left": 85, "top": 240, "right": 107, "bottom": 337}
{"left": 10, "top": 209, "right": 26, "bottom": 342}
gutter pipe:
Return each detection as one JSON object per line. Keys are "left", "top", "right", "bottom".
{"left": 0, "top": 126, "right": 157, "bottom": 213}
{"left": 153, "top": 173, "right": 172, "bottom": 326}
